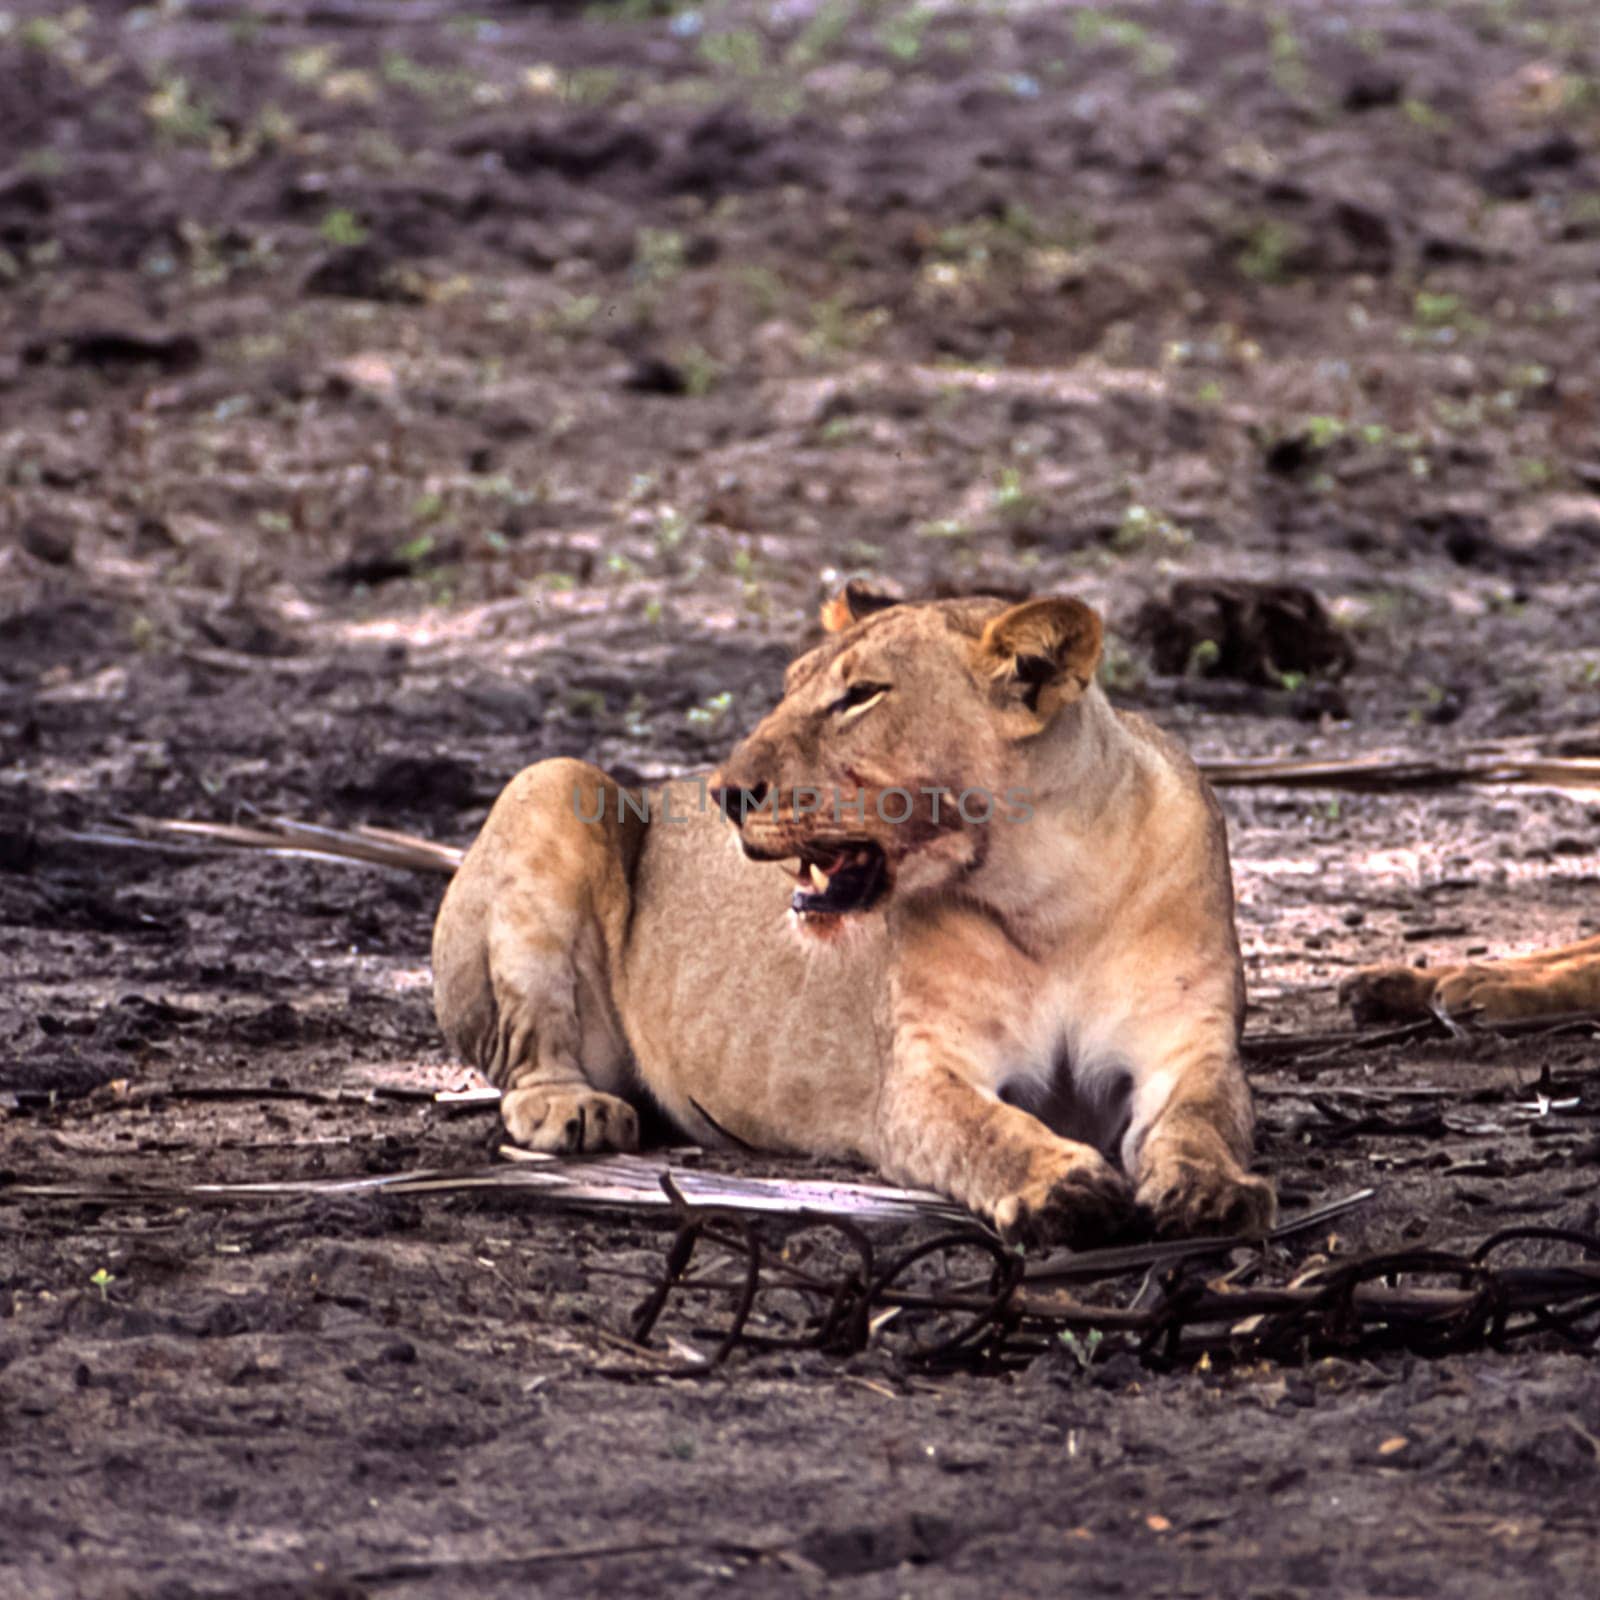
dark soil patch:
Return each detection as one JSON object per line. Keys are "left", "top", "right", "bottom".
{"left": 4, "top": 1, "right": 1600, "bottom": 1596}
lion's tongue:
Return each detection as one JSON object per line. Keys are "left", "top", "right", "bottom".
{"left": 792, "top": 847, "right": 886, "bottom": 916}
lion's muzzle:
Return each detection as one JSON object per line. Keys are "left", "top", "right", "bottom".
{"left": 711, "top": 772, "right": 892, "bottom": 922}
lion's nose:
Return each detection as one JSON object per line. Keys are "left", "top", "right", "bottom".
{"left": 711, "top": 781, "right": 769, "bottom": 823}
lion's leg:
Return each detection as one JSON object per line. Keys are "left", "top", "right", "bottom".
{"left": 433, "top": 759, "right": 641, "bottom": 1154}
{"left": 1343, "top": 932, "right": 1600, "bottom": 1024}
{"left": 1123, "top": 1041, "right": 1275, "bottom": 1238}
{"left": 874, "top": 916, "right": 1136, "bottom": 1246}
{"left": 873, "top": 1053, "right": 1135, "bottom": 1247}
{"left": 480, "top": 899, "right": 639, "bottom": 1154}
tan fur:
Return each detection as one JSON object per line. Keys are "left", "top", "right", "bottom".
{"left": 1342, "top": 933, "right": 1600, "bottom": 1024}
{"left": 433, "top": 589, "right": 1275, "bottom": 1243}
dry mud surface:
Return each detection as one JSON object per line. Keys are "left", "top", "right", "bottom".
{"left": 4, "top": 1, "right": 1600, "bottom": 1596}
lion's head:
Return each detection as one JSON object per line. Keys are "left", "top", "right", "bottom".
{"left": 711, "top": 583, "right": 1104, "bottom": 933}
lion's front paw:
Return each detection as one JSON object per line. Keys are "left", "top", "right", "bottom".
{"left": 501, "top": 1086, "right": 640, "bottom": 1154}
{"left": 991, "top": 1150, "right": 1136, "bottom": 1250}
{"left": 1432, "top": 969, "right": 1542, "bottom": 1023}
{"left": 1136, "top": 1155, "right": 1276, "bottom": 1239}
{"left": 1339, "top": 963, "right": 1440, "bottom": 1024}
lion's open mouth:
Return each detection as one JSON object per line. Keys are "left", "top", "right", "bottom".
{"left": 788, "top": 841, "right": 889, "bottom": 918}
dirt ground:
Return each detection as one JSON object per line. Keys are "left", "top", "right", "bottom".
{"left": 4, "top": 0, "right": 1600, "bottom": 1595}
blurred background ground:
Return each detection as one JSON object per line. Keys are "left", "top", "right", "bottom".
{"left": 3, "top": 1, "right": 1600, "bottom": 1596}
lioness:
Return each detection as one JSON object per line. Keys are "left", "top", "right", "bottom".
{"left": 432, "top": 586, "right": 1275, "bottom": 1243}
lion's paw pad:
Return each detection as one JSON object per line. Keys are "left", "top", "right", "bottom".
{"left": 994, "top": 1159, "right": 1136, "bottom": 1250}
{"left": 501, "top": 1087, "right": 640, "bottom": 1154}
{"left": 1137, "top": 1161, "right": 1276, "bottom": 1239}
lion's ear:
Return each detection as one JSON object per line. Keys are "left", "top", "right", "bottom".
{"left": 819, "top": 579, "right": 899, "bottom": 634}
{"left": 977, "top": 597, "right": 1103, "bottom": 721}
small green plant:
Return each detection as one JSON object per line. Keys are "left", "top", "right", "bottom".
{"left": 1073, "top": 11, "right": 1175, "bottom": 74}
{"left": 284, "top": 44, "right": 337, "bottom": 85}
{"left": 548, "top": 293, "right": 602, "bottom": 335}
{"left": 20, "top": 147, "right": 67, "bottom": 178}
{"left": 1185, "top": 638, "right": 1221, "bottom": 677}
{"left": 992, "top": 466, "right": 1036, "bottom": 522}
{"left": 1057, "top": 1327, "right": 1103, "bottom": 1369}
{"left": 564, "top": 67, "right": 622, "bottom": 104}
{"left": 1265, "top": 12, "right": 1308, "bottom": 98}
{"left": 1301, "top": 415, "right": 1347, "bottom": 450}
{"left": 805, "top": 293, "right": 890, "bottom": 356}
{"left": 583, "top": 0, "right": 665, "bottom": 23}
{"left": 395, "top": 532, "right": 436, "bottom": 566}
{"left": 382, "top": 52, "right": 448, "bottom": 97}
{"left": 145, "top": 76, "right": 220, "bottom": 146}
{"left": 567, "top": 688, "right": 608, "bottom": 720}
{"left": 1405, "top": 290, "right": 1485, "bottom": 345}
{"left": 1112, "top": 502, "right": 1189, "bottom": 554}
{"left": 447, "top": 14, "right": 500, "bottom": 39}
{"left": 737, "top": 264, "right": 785, "bottom": 318}
{"left": 319, "top": 208, "right": 369, "bottom": 247}
{"left": 878, "top": 5, "right": 934, "bottom": 63}
{"left": 652, "top": 504, "right": 689, "bottom": 552}
{"left": 677, "top": 345, "right": 722, "bottom": 396}
{"left": 1401, "top": 96, "right": 1450, "bottom": 133}
{"left": 633, "top": 227, "right": 686, "bottom": 283}
{"left": 1413, "top": 291, "right": 1463, "bottom": 327}
{"left": 699, "top": 28, "right": 766, "bottom": 76}
{"left": 788, "top": 0, "right": 855, "bottom": 69}
{"left": 621, "top": 692, "right": 652, "bottom": 738}
{"left": 15, "top": 11, "right": 89, "bottom": 61}
{"left": 1237, "top": 219, "right": 1299, "bottom": 284}
{"left": 686, "top": 690, "right": 734, "bottom": 731}
{"left": 1566, "top": 193, "right": 1600, "bottom": 233}
{"left": 90, "top": 1267, "right": 115, "bottom": 1301}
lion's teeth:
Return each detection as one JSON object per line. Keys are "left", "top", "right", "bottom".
{"left": 809, "top": 863, "right": 830, "bottom": 892}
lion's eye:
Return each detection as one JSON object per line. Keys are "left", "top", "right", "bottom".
{"left": 828, "top": 682, "right": 890, "bottom": 719}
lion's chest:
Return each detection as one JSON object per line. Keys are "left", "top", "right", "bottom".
{"left": 993, "top": 988, "right": 1136, "bottom": 1162}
